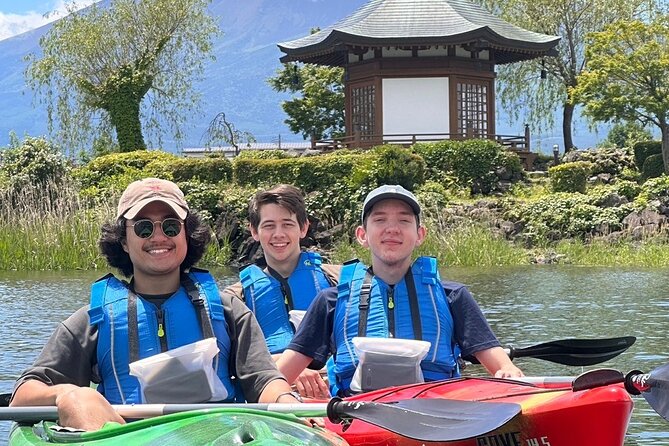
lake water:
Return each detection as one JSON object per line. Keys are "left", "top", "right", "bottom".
{"left": 1, "top": 266, "right": 668, "bottom": 445}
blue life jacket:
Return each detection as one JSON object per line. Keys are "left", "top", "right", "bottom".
{"left": 241, "top": 251, "right": 334, "bottom": 354}
{"left": 332, "top": 257, "right": 459, "bottom": 395}
{"left": 88, "top": 269, "right": 236, "bottom": 404}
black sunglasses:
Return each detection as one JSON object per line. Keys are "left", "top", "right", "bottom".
{"left": 127, "top": 218, "right": 184, "bottom": 239}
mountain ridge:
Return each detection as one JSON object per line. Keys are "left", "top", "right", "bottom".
{"left": 0, "top": 0, "right": 600, "bottom": 153}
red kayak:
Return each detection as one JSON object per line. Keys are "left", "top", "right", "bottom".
{"left": 325, "top": 376, "right": 633, "bottom": 446}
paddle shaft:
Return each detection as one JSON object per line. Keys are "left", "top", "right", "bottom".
{"left": 0, "top": 398, "right": 521, "bottom": 442}
{"left": 0, "top": 403, "right": 328, "bottom": 423}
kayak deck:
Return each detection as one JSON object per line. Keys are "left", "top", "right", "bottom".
{"left": 9, "top": 408, "right": 349, "bottom": 446}
{"left": 325, "top": 376, "right": 633, "bottom": 446}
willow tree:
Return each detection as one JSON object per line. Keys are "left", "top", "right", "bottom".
{"left": 485, "top": 0, "right": 646, "bottom": 151}
{"left": 572, "top": 17, "right": 669, "bottom": 172}
{"left": 25, "top": 0, "right": 218, "bottom": 152}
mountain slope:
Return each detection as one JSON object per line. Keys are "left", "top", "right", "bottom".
{"left": 0, "top": 0, "right": 600, "bottom": 152}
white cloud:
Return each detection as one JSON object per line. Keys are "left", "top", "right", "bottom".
{"left": 0, "top": 1, "right": 97, "bottom": 42}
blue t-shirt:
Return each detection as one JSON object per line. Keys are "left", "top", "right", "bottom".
{"left": 287, "top": 280, "right": 501, "bottom": 368}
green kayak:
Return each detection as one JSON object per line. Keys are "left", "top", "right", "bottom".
{"left": 8, "top": 408, "right": 349, "bottom": 445}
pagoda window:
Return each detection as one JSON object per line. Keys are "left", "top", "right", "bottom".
{"left": 456, "top": 81, "right": 489, "bottom": 137}
{"left": 351, "top": 83, "right": 376, "bottom": 139}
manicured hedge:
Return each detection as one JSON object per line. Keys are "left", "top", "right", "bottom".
{"left": 642, "top": 154, "right": 665, "bottom": 181}
{"left": 412, "top": 139, "right": 523, "bottom": 194}
{"left": 633, "top": 140, "right": 661, "bottom": 170}
{"left": 549, "top": 161, "right": 594, "bottom": 194}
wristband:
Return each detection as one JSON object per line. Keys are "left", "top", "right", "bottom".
{"left": 274, "top": 390, "right": 304, "bottom": 403}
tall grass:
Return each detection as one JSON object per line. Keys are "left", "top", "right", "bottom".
{"left": 420, "top": 223, "right": 528, "bottom": 267}
{"left": 0, "top": 180, "right": 111, "bottom": 270}
{"left": 556, "top": 237, "right": 669, "bottom": 267}
{"left": 329, "top": 221, "right": 528, "bottom": 267}
{"left": 0, "top": 180, "right": 233, "bottom": 271}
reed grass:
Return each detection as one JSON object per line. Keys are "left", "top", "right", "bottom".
{"left": 4, "top": 181, "right": 669, "bottom": 270}
{"left": 329, "top": 221, "right": 528, "bottom": 267}
{"left": 555, "top": 237, "right": 669, "bottom": 267}
{"left": 0, "top": 181, "right": 110, "bottom": 270}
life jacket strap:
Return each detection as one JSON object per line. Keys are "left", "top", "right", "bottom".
{"left": 182, "top": 274, "right": 215, "bottom": 340}
{"left": 128, "top": 292, "right": 140, "bottom": 363}
{"left": 357, "top": 269, "right": 374, "bottom": 337}
{"left": 267, "top": 265, "right": 294, "bottom": 312}
{"left": 404, "top": 268, "right": 423, "bottom": 340}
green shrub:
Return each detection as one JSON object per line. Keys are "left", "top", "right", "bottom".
{"left": 412, "top": 139, "right": 522, "bottom": 194}
{"left": 0, "top": 136, "right": 69, "bottom": 190}
{"left": 504, "top": 192, "right": 631, "bottom": 241}
{"left": 232, "top": 152, "right": 374, "bottom": 193}
{"left": 167, "top": 157, "right": 233, "bottom": 183}
{"left": 633, "top": 140, "right": 661, "bottom": 170}
{"left": 549, "top": 161, "right": 594, "bottom": 193}
{"left": 641, "top": 154, "right": 665, "bottom": 181}
{"left": 635, "top": 175, "right": 669, "bottom": 209}
{"left": 236, "top": 150, "right": 292, "bottom": 160}
{"left": 73, "top": 150, "right": 180, "bottom": 190}
{"left": 368, "top": 145, "right": 425, "bottom": 190}
{"left": 562, "top": 147, "right": 636, "bottom": 176}
{"left": 177, "top": 181, "right": 225, "bottom": 223}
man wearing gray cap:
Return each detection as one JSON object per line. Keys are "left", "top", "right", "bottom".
{"left": 10, "top": 178, "right": 301, "bottom": 430}
{"left": 277, "top": 184, "right": 523, "bottom": 397}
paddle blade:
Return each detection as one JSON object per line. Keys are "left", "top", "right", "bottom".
{"left": 511, "top": 336, "right": 636, "bottom": 366}
{"left": 627, "top": 363, "right": 669, "bottom": 422}
{"left": 572, "top": 368, "right": 624, "bottom": 392}
{"left": 327, "top": 398, "right": 521, "bottom": 442}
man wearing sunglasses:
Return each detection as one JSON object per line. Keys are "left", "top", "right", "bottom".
{"left": 10, "top": 178, "right": 302, "bottom": 431}
{"left": 224, "top": 184, "right": 339, "bottom": 399}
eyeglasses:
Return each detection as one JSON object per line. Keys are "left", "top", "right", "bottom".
{"left": 127, "top": 218, "right": 184, "bottom": 239}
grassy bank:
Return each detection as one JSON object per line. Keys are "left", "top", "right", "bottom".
{"left": 0, "top": 181, "right": 231, "bottom": 271}
{"left": 3, "top": 182, "right": 669, "bottom": 270}
{"left": 329, "top": 221, "right": 669, "bottom": 268}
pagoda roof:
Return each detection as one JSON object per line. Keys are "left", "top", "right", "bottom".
{"left": 278, "top": 0, "right": 560, "bottom": 66}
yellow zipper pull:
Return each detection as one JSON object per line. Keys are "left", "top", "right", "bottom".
{"left": 157, "top": 323, "right": 165, "bottom": 338}
{"left": 388, "top": 294, "right": 395, "bottom": 309}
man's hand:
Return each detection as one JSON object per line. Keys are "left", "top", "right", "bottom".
{"left": 55, "top": 386, "right": 125, "bottom": 431}
{"left": 493, "top": 363, "right": 524, "bottom": 378}
{"left": 293, "top": 368, "right": 330, "bottom": 399}
{"left": 473, "top": 346, "right": 525, "bottom": 379}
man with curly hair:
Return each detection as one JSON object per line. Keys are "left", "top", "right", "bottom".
{"left": 10, "top": 178, "right": 301, "bottom": 431}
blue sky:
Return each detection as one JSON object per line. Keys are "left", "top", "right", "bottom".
{"left": 0, "top": 0, "right": 95, "bottom": 41}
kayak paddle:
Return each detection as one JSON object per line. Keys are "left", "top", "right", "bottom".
{"left": 570, "top": 363, "right": 669, "bottom": 421}
{"left": 0, "top": 398, "right": 521, "bottom": 442}
{"left": 465, "top": 336, "right": 636, "bottom": 366}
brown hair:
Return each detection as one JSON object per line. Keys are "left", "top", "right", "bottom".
{"left": 99, "top": 211, "right": 211, "bottom": 277}
{"left": 248, "top": 184, "right": 308, "bottom": 230}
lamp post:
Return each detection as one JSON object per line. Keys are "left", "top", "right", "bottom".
{"left": 553, "top": 144, "right": 560, "bottom": 165}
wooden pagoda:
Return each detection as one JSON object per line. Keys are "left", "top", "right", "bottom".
{"left": 278, "top": 0, "right": 560, "bottom": 166}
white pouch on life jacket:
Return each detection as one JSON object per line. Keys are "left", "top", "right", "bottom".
{"left": 350, "top": 337, "right": 431, "bottom": 393}
{"left": 289, "top": 310, "right": 307, "bottom": 330}
{"left": 129, "top": 337, "right": 228, "bottom": 403}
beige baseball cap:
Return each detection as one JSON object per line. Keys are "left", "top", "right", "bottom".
{"left": 117, "top": 178, "right": 188, "bottom": 220}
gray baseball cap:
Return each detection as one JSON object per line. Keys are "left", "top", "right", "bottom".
{"left": 361, "top": 185, "right": 421, "bottom": 223}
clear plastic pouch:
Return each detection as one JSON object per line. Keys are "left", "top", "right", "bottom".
{"left": 289, "top": 310, "right": 307, "bottom": 330}
{"left": 129, "top": 337, "right": 228, "bottom": 403}
{"left": 350, "top": 337, "right": 431, "bottom": 393}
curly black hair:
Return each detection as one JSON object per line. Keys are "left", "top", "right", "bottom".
{"left": 99, "top": 211, "right": 211, "bottom": 278}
